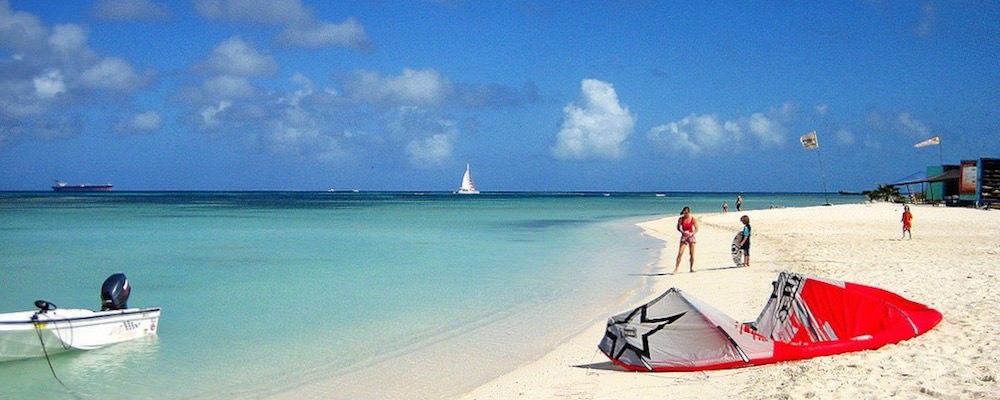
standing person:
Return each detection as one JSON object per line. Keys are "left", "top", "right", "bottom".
{"left": 738, "top": 215, "right": 751, "bottom": 267}
{"left": 736, "top": 195, "right": 743, "bottom": 212}
{"left": 901, "top": 205, "right": 913, "bottom": 239}
{"left": 722, "top": 202, "right": 729, "bottom": 213}
{"left": 673, "top": 206, "right": 699, "bottom": 274}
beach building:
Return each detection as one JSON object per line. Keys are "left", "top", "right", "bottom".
{"left": 893, "top": 157, "right": 999, "bottom": 208}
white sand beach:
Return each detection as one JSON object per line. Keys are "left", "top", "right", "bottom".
{"left": 459, "top": 203, "right": 1000, "bottom": 399}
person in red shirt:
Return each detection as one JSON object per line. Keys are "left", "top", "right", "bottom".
{"left": 901, "top": 205, "right": 913, "bottom": 239}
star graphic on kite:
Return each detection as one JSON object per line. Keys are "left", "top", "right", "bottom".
{"left": 606, "top": 304, "right": 686, "bottom": 368}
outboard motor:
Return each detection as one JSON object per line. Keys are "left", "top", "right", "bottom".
{"left": 101, "top": 273, "right": 130, "bottom": 311}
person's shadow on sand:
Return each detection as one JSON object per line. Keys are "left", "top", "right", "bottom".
{"left": 629, "top": 265, "right": 743, "bottom": 276}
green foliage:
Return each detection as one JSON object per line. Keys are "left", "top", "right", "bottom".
{"left": 866, "top": 184, "right": 900, "bottom": 202}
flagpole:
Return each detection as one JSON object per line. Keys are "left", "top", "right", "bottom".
{"left": 816, "top": 145, "right": 830, "bottom": 205}
{"left": 938, "top": 139, "right": 944, "bottom": 165}
{"left": 913, "top": 136, "right": 943, "bottom": 203}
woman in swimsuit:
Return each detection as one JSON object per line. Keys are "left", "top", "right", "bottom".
{"left": 674, "top": 206, "right": 699, "bottom": 274}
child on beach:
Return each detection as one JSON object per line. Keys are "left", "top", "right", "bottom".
{"left": 674, "top": 206, "right": 698, "bottom": 274}
{"left": 901, "top": 205, "right": 913, "bottom": 239}
{"left": 739, "top": 215, "right": 751, "bottom": 267}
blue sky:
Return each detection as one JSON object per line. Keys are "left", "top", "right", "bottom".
{"left": 1, "top": 1, "right": 998, "bottom": 191}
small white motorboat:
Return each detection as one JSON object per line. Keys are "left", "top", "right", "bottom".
{"left": 0, "top": 273, "right": 161, "bottom": 362}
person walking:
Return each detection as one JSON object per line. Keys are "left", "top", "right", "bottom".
{"left": 673, "top": 206, "right": 699, "bottom": 274}
{"left": 736, "top": 195, "right": 743, "bottom": 212}
{"left": 901, "top": 205, "right": 913, "bottom": 239}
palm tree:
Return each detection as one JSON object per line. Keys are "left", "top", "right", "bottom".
{"left": 866, "top": 184, "right": 900, "bottom": 202}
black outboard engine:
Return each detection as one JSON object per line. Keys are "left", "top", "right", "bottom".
{"left": 101, "top": 273, "right": 130, "bottom": 311}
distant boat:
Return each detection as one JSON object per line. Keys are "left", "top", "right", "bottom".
{"left": 52, "top": 181, "right": 113, "bottom": 192}
{"left": 456, "top": 164, "right": 480, "bottom": 194}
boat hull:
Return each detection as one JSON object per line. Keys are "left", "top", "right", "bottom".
{"left": 51, "top": 184, "right": 113, "bottom": 192}
{"left": 0, "top": 307, "right": 160, "bottom": 362}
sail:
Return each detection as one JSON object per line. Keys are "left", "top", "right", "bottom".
{"left": 457, "top": 164, "right": 479, "bottom": 194}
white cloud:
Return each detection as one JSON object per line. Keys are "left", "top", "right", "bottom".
{"left": 202, "top": 75, "right": 255, "bottom": 99}
{"left": 551, "top": 79, "right": 635, "bottom": 161}
{"left": 406, "top": 133, "right": 454, "bottom": 165}
{"left": 48, "top": 24, "right": 87, "bottom": 56}
{"left": 344, "top": 68, "right": 451, "bottom": 106}
{"left": 0, "top": 1, "right": 48, "bottom": 52}
{"left": 200, "top": 100, "right": 231, "bottom": 129}
{"left": 80, "top": 57, "right": 141, "bottom": 91}
{"left": 748, "top": 112, "right": 784, "bottom": 146}
{"left": 93, "top": 0, "right": 169, "bottom": 21}
{"left": 267, "top": 121, "right": 344, "bottom": 162}
{"left": 201, "top": 37, "right": 277, "bottom": 77}
{"left": 277, "top": 18, "right": 370, "bottom": 49}
{"left": 0, "top": 2, "right": 155, "bottom": 148}
{"left": 835, "top": 129, "right": 855, "bottom": 146}
{"left": 118, "top": 111, "right": 162, "bottom": 133}
{"left": 814, "top": 104, "right": 829, "bottom": 116}
{"left": 33, "top": 69, "right": 66, "bottom": 98}
{"left": 647, "top": 114, "right": 740, "bottom": 155}
{"left": 896, "top": 112, "right": 932, "bottom": 139}
{"left": 647, "top": 102, "right": 794, "bottom": 156}
{"left": 196, "top": 0, "right": 370, "bottom": 50}
{"left": 195, "top": 0, "right": 310, "bottom": 24}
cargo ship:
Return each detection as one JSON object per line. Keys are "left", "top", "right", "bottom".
{"left": 52, "top": 181, "right": 113, "bottom": 192}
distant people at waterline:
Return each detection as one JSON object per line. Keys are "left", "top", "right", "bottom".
{"left": 736, "top": 195, "right": 743, "bottom": 212}
{"left": 722, "top": 202, "right": 729, "bottom": 213}
{"left": 673, "top": 206, "right": 699, "bottom": 274}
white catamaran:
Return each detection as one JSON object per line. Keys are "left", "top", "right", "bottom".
{"left": 456, "top": 164, "right": 480, "bottom": 194}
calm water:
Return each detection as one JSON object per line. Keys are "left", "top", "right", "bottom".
{"left": 0, "top": 192, "right": 862, "bottom": 399}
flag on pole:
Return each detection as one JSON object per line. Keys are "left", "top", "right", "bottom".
{"left": 800, "top": 131, "right": 819, "bottom": 150}
{"left": 913, "top": 136, "right": 940, "bottom": 148}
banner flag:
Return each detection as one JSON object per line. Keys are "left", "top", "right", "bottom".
{"left": 800, "top": 131, "right": 819, "bottom": 150}
{"left": 913, "top": 136, "right": 940, "bottom": 148}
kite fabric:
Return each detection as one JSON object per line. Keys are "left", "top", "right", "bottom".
{"left": 599, "top": 271, "right": 942, "bottom": 371}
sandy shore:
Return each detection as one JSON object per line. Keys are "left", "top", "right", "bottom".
{"left": 459, "top": 203, "right": 1000, "bottom": 399}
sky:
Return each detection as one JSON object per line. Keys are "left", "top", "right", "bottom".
{"left": 1, "top": 1, "right": 998, "bottom": 191}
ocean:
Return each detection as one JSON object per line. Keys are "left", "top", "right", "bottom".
{"left": 0, "top": 191, "right": 862, "bottom": 399}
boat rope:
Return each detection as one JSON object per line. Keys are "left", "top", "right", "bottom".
{"left": 31, "top": 314, "right": 84, "bottom": 400}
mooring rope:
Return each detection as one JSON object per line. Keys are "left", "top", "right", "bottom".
{"left": 31, "top": 312, "right": 85, "bottom": 400}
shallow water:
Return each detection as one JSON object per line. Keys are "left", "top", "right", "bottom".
{"left": 0, "top": 191, "right": 862, "bottom": 399}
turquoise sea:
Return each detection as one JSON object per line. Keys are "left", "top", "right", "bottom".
{"left": 0, "top": 192, "right": 863, "bottom": 399}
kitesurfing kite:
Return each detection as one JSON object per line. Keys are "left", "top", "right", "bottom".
{"left": 599, "top": 271, "right": 941, "bottom": 371}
